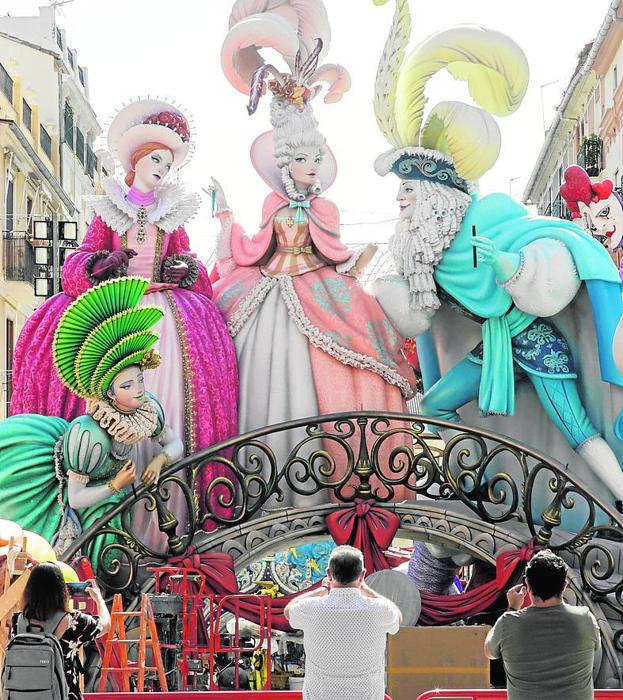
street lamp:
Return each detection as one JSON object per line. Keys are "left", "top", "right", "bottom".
{"left": 540, "top": 80, "right": 560, "bottom": 134}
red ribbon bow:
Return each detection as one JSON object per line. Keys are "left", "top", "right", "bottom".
{"left": 325, "top": 499, "right": 400, "bottom": 573}
{"left": 592, "top": 179, "right": 614, "bottom": 202}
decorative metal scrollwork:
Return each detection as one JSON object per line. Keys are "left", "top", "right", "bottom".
{"left": 60, "top": 411, "right": 623, "bottom": 608}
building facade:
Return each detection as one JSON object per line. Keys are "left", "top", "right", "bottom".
{"left": 523, "top": 1, "right": 623, "bottom": 224}
{"left": 0, "top": 5, "right": 103, "bottom": 418}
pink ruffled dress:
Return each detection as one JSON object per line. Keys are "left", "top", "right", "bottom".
{"left": 213, "top": 190, "right": 415, "bottom": 506}
{"left": 11, "top": 178, "right": 239, "bottom": 537}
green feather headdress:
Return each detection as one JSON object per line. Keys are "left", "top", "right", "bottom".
{"left": 53, "top": 277, "right": 164, "bottom": 400}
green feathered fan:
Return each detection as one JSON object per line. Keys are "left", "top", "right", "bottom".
{"left": 53, "top": 277, "right": 164, "bottom": 399}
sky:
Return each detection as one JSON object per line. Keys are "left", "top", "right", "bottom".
{"left": 0, "top": 0, "right": 613, "bottom": 259}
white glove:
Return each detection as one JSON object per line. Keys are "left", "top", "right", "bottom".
{"left": 205, "top": 176, "right": 229, "bottom": 212}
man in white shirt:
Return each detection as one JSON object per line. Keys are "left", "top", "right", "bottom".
{"left": 284, "top": 545, "right": 401, "bottom": 700}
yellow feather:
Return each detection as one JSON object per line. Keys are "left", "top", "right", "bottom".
{"left": 395, "top": 25, "right": 529, "bottom": 148}
{"left": 421, "top": 101, "right": 501, "bottom": 179}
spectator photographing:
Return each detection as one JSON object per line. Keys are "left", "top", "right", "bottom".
{"left": 284, "top": 545, "right": 401, "bottom": 700}
{"left": 4, "top": 562, "right": 110, "bottom": 700}
{"left": 485, "top": 550, "right": 600, "bottom": 700}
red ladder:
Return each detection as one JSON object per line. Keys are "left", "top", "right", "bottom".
{"left": 98, "top": 593, "right": 168, "bottom": 691}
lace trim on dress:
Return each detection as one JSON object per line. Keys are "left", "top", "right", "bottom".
{"left": 497, "top": 251, "right": 526, "bottom": 289}
{"left": 85, "top": 177, "right": 201, "bottom": 234}
{"left": 85, "top": 397, "right": 159, "bottom": 445}
{"left": 277, "top": 276, "right": 413, "bottom": 398}
{"left": 335, "top": 246, "right": 366, "bottom": 274}
{"left": 227, "top": 276, "right": 278, "bottom": 336}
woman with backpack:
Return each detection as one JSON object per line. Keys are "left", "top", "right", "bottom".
{"left": 4, "top": 562, "right": 110, "bottom": 700}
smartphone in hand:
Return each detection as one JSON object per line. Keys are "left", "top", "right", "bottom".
{"left": 67, "top": 581, "right": 90, "bottom": 594}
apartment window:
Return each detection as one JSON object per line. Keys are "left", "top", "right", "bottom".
{"left": 78, "top": 66, "right": 85, "bottom": 87}
{"left": 40, "top": 125, "right": 52, "bottom": 160}
{"left": 75, "top": 127, "right": 84, "bottom": 165}
{"left": 22, "top": 99, "right": 32, "bottom": 132}
{"left": 64, "top": 100, "right": 74, "bottom": 147}
{"left": 56, "top": 27, "right": 63, "bottom": 49}
{"left": 26, "top": 196, "right": 33, "bottom": 227}
{"left": 5, "top": 319, "right": 14, "bottom": 416}
{"left": 86, "top": 144, "right": 96, "bottom": 179}
{"left": 0, "top": 62, "right": 13, "bottom": 103}
{"left": 5, "top": 176, "right": 14, "bottom": 233}
{"left": 67, "top": 50, "right": 74, "bottom": 70}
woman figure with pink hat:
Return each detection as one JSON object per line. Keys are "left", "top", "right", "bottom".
{"left": 211, "top": 1, "right": 415, "bottom": 506}
{"left": 10, "top": 99, "right": 238, "bottom": 529}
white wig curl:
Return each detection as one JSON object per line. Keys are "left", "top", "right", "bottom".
{"left": 271, "top": 99, "right": 326, "bottom": 200}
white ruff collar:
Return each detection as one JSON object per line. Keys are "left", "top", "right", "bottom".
{"left": 85, "top": 177, "right": 201, "bottom": 234}
{"left": 86, "top": 396, "right": 159, "bottom": 444}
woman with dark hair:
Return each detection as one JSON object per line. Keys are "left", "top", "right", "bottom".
{"left": 10, "top": 562, "right": 110, "bottom": 700}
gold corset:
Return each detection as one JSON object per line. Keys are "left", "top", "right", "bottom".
{"left": 262, "top": 218, "right": 325, "bottom": 277}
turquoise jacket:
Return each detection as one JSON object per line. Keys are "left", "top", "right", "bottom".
{"left": 429, "top": 193, "right": 623, "bottom": 425}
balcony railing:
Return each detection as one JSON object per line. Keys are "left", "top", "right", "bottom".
{"left": 543, "top": 195, "right": 572, "bottom": 220}
{"left": 3, "top": 232, "right": 34, "bottom": 284}
{"left": 577, "top": 136, "right": 603, "bottom": 177}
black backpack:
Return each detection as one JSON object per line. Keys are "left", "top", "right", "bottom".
{"left": 2, "top": 611, "right": 69, "bottom": 700}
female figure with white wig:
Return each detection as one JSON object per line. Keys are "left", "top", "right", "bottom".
{"left": 211, "top": 0, "right": 415, "bottom": 506}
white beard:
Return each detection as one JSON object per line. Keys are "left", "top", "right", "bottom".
{"left": 389, "top": 180, "right": 471, "bottom": 313}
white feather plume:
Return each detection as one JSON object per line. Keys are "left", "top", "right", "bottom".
{"left": 308, "top": 64, "right": 351, "bottom": 104}
{"left": 223, "top": 0, "right": 332, "bottom": 95}
{"left": 373, "top": 0, "right": 411, "bottom": 148}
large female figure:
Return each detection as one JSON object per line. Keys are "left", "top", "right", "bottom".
{"left": 10, "top": 99, "right": 238, "bottom": 503}
{"left": 212, "top": 1, "right": 415, "bottom": 504}
{"left": 0, "top": 277, "right": 183, "bottom": 568}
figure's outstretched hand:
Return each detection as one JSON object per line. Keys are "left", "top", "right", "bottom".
{"left": 111, "top": 460, "right": 136, "bottom": 491}
{"left": 166, "top": 261, "right": 190, "bottom": 282}
{"left": 470, "top": 236, "right": 521, "bottom": 283}
{"left": 205, "top": 177, "right": 229, "bottom": 212}
{"left": 91, "top": 249, "right": 137, "bottom": 280}
{"left": 141, "top": 453, "right": 167, "bottom": 487}
{"left": 471, "top": 236, "right": 498, "bottom": 265}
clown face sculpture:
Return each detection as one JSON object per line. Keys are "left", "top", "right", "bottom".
{"left": 561, "top": 165, "right": 623, "bottom": 253}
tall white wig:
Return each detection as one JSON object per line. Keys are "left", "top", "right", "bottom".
{"left": 221, "top": 1, "right": 350, "bottom": 197}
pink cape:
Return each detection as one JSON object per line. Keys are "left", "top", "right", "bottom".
{"left": 231, "top": 191, "right": 352, "bottom": 267}
{"left": 214, "top": 190, "right": 416, "bottom": 501}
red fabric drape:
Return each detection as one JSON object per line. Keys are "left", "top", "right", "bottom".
{"left": 154, "top": 543, "right": 536, "bottom": 632}
{"left": 417, "top": 544, "right": 536, "bottom": 626}
{"left": 160, "top": 550, "right": 306, "bottom": 631}
{"left": 325, "top": 500, "right": 400, "bottom": 572}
